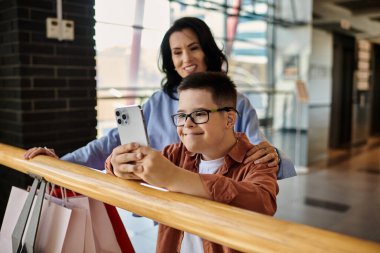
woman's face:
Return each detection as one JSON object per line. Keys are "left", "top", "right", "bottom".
{"left": 169, "top": 28, "right": 207, "bottom": 78}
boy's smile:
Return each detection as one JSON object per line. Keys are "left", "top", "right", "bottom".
{"left": 182, "top": 132, "right": 203, "bottom": 136}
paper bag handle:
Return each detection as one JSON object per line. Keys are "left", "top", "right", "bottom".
{"left": 12, "top": 177, "right": 47, "bottom": 253}
{"left": 21, "top": 179, "right": 46, "bottom": 253}
{"left": 12, "top": 178, "right": 39, "bottom": 252}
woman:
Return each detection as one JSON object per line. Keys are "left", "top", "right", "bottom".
{"left": 24, "top": 17, "right": 295, "bottom": 179}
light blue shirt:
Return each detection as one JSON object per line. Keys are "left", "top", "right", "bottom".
{"left": 61, "top": 90, "right": 296, "bottom": 179}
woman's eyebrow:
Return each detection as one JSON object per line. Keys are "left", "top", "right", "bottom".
{"left": 172, "top": 42, "right": 199, "bottom": 51}
{"left": 187, "top": 42, "right": 199, "bottom": 47}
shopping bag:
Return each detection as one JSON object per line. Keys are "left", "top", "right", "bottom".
{"left": 0, "top": 186, "right": 31, "bottom": 252}
{"left": 0, "top": 181, "right": 90, "bottom": 253}
{"left": 68, "top": 196, "right": 123, "bottom": 253}
{"left": 34, "top": 197, "right": 72, "bottom": 252}
{"left": 0, "top": 185, "right": 72, "bottom": 253}
{"left": 1, "top": 178, "right": 51, "bottom": 252}
{"left": 61, "top": 207, "right": 86, "bottom": 253}
{"left": 45, "top": 192, "right": 87, "bottom": 253}
{"left": 0, "top": 181, "right": 133, "bottom": 253}
{"left": 51, "top": 187, "right": 135, "bottom": 253}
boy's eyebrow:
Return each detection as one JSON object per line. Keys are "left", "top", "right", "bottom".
{"left": 177, "top": 107, "right": 210, "bottom": 113}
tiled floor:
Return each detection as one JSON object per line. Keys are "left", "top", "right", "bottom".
{"left": 118, "top": 139, "right": 380, "bottom": 252}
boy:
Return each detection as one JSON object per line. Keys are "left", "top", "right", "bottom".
{"left": 106, "top": 72, "right": 278, "bottom": 253}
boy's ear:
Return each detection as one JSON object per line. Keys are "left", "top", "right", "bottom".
{"left": 226, "top": 113, "right": 236, "bottom": 128}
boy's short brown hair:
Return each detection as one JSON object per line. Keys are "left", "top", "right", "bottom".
{"left": 177, "top": 72, "right": 237, "bottom": 108}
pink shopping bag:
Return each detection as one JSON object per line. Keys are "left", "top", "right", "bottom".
{"left": 68, "top": 196, "right": 123, "bottom": 253}
{"left": 49, "top": 187, "right": 135, "bottom": 253}
{"left": 0, "top": 186, "right": 84, "bottom": 253}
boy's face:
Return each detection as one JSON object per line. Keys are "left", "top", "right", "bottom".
{"left": 177, "top": 89, "right": 233, "bottom": 160}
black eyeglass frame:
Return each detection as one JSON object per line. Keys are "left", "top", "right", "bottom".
{"left": 171, "top": 107, "right": 239, "bottom": 127}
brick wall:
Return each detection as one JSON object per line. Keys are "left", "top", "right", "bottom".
{"left": 0, "top": 0, "right": 96, "bottom": 223}
{"left": 0, "top": 0, "right": 97, "bottom": 155}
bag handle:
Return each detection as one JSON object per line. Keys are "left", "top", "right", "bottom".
{"left": 11, "top": 176, "right": 47, "bottom": 253}
{"left": 12, "top": 177, "right": 40, "bottom": 253}
{"left": 21, "top": 179, "right": 46, "bottom": 253}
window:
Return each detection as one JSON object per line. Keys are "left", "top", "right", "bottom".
{"left": 95, "top": 0, "right": 275, "bottom": 136}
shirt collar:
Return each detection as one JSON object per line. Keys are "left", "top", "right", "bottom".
{"left": 227, "top": 132, "right": 251, "bottom": 163}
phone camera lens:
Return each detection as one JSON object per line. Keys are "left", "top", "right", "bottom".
{"left": 116, "top": 111, "right": 120, "bottom": 116}
{"left": 117, "top": 119, "right": 122, "bottom": 124}
{"left": 122, "top": 114, "right": 127, "bottom": 120}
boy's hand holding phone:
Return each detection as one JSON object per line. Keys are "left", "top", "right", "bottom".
{"left": 110, "top": 143, "right": 175, "bottom": 188}
{"left": 110, "top": 142, "right": 144, "bottom": 180}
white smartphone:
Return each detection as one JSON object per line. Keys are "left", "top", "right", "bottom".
{"left": 115, "top": 105, "right": 149, "bottom": 146}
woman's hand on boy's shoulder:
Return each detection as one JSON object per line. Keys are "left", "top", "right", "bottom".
{"left": 243, "top": 141, "right": 279, "bottom": 167}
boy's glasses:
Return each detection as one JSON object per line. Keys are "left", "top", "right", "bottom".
{"left": 171, "top": 107, "right": 239, "bottom": 127}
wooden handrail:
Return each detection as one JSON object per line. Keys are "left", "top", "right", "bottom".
{"left": 1, "top": 143, "right": 380, "bottom": 253}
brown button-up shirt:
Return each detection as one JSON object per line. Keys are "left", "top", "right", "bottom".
{"left": 156, "top": 132, "right": 278, "bottom": 253}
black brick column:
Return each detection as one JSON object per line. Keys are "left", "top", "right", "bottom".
{"left": 0, "top": 0, "right": 97, "bottom": 223}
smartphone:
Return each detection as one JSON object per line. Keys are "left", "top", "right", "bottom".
{"left": 115, "top": 105, "right": 149, "bottom": 146}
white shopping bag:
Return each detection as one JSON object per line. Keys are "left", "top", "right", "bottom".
{"left": 0, "top": 186, "right": 73, "bottom": 253}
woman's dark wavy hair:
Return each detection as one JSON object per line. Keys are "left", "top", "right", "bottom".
{"left": 158, "top": 17, "right": 228, "bottom": 99}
